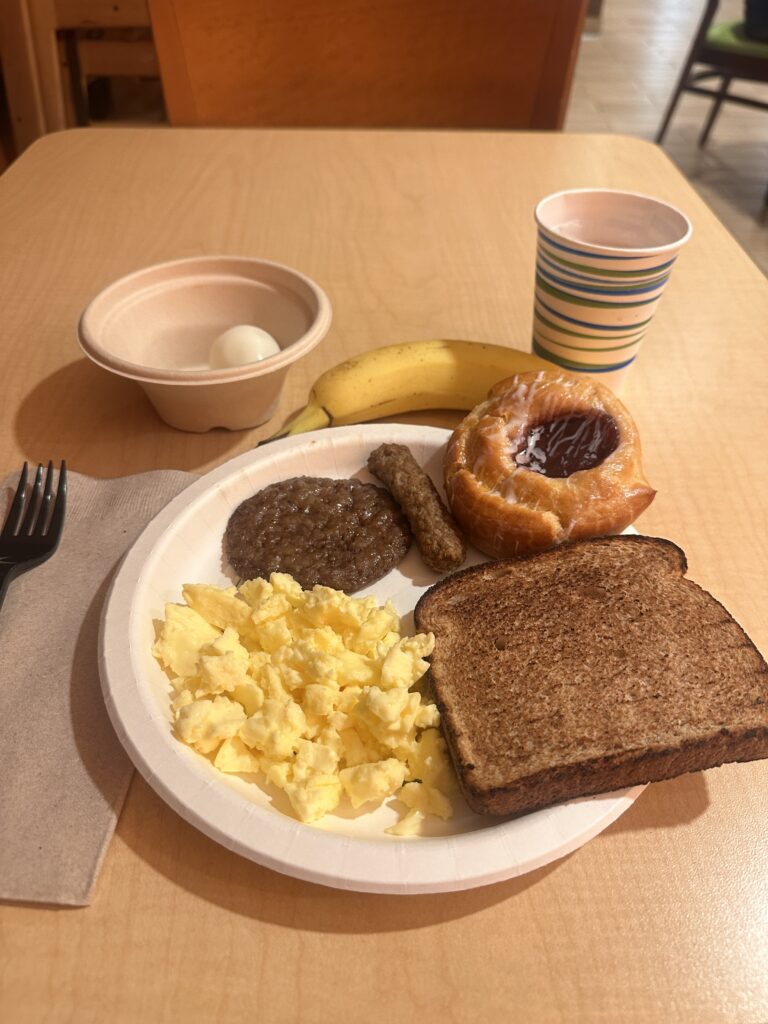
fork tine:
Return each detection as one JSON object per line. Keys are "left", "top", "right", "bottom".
{"left": 46, "top": 461, "right": 67, "bottom": 542}
{"left": 32, "top": 461, "right": 56, "bottom": 537}
{"left": 20, "top": 464, "right": 43, "bottom": 536}
{"left": 1, "top": 462, "right": 29, "bottom": 537}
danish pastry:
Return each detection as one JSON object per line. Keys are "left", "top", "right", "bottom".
{"left": 444, "top": 370, "right": 655, "bottom": 558}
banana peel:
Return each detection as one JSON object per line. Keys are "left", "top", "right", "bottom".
{"left": 261, "top": 339, "right": 551, "bottom": 444}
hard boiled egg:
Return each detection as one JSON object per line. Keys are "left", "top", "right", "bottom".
{"left": 209, "top": 325, "right": 281, "bottom": 369}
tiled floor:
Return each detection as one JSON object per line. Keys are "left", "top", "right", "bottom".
{"left": 567, "top": 0, "right": 768, "bottom": 274}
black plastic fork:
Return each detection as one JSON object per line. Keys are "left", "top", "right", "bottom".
{"left": 0, "top": 461, "right": 67, "bottom": 611}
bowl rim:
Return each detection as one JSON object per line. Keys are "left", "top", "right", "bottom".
{"left": 76, "top": 255, "right": 333, "bottom": 386}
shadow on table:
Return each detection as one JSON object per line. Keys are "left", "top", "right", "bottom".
{"left": 599, "top": 773, "right": 710, "bottom": 835}
{"left": 14, "top": 359, "right": 244, "bottom": 476}
{"left": 116, "top": 778, "right": 571, "bottom": 933}
{"left": 114, "top": 766, "right": 714, "bottom": 932}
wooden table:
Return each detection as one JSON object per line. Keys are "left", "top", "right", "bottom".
{"left": 1, "top": 128, "right": 766, "bottom": 1024}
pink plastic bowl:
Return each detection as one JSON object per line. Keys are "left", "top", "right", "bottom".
{"left": 77, "top": 255, "right": 332, "bottom": 432}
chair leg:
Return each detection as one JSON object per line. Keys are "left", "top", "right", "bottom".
{"left": 657, "top": 0, "right": 720, "bottom": 144}
{"left": 62, "top": 30, "right": 89, "bottom": 126}
{"left": 656, "top": 61, "right": 692, "bottom": 143}
{"left": 699, "top": 74, "right": 732, "bottom": 146}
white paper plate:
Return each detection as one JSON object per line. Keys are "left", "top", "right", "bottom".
{"left": 100, "top": 423, "right": 644, "bottom": 894}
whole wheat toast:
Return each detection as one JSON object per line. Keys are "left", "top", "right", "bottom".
{"left": 414, "top": 536, "right": 768, "bottom": 817}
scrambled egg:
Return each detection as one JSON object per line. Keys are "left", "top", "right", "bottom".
{"left": 152, "top": 573, "right": 454, "bottom": 834}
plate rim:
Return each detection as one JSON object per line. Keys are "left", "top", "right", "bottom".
{"left": 99, "top": 423, "right": 645, "bottom": 894}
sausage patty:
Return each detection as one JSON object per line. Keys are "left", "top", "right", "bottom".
{"left": 223, "top": 475, "right": 412, "bottom": 592}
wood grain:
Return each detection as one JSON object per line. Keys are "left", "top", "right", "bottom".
{"left": 0, "top": 128, "right": 767, "bottom": 1024}
{"left": 148, "top": 0, "right": 587, "bottom": 129}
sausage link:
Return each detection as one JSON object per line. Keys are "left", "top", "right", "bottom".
{"left": 367, "top": 443, "right": 466, "bottom": 573}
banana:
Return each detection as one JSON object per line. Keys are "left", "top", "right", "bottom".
{"left": 264, "top": 339, "right": 551, "bottom": 441}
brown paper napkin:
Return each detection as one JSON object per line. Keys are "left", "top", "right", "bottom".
{"left": 0, "top": 468, "right": 196, "bottom": 907}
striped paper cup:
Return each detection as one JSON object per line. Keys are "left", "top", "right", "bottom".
{"left": 533, "top": 189, "right": 692, "bottom": 390}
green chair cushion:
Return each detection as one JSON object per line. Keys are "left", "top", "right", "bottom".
{"left": 706, "top": 20, "right": 768, "bottom": 59}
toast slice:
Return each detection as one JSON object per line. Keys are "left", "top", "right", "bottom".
{"left": 414, "top": 536, "right": 768, "bottom": 817}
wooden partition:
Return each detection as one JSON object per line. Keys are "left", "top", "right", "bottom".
{"left": 148, "top": 0, "right": 587, "bottom": 129}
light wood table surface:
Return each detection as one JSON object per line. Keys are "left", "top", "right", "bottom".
{"left": 0, "top": 128, "right": 766, "bottom": 1024}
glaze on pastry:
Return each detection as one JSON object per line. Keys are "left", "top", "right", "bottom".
{"left": 444, "top": 370, "right": 655, "bottom": 558}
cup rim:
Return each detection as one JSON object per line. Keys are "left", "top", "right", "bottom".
{"left": 77, "top": 255, "right": 333, "bottom": 386}
{"left": 534, "top": 188, "right": 693, "bottom": 257}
